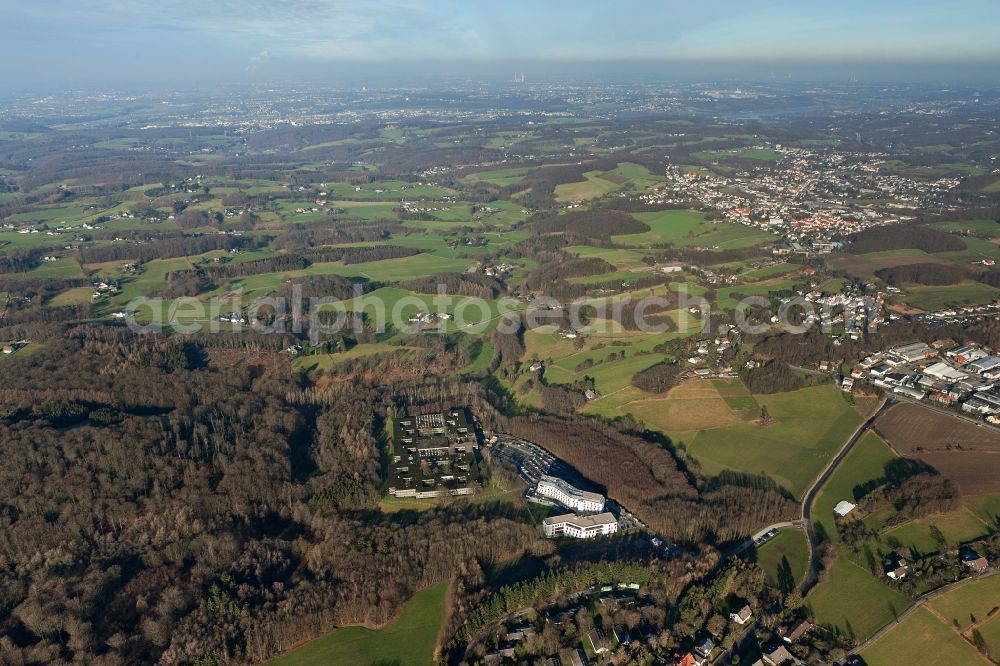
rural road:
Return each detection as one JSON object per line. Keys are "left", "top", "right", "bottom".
{"left": 798, "top": 396, "right": 891, "bottom": 596}
{"left": 849, "top": 570, "right": 999, "bottom": 656}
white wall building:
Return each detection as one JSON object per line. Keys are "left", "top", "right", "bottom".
{"left": 536, "top": 475, "right": 605, "bottom": 513}
{"left": 542, "top": 512, "right": 618, "bottom": 539}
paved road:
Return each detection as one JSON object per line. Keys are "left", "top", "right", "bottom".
{"left": 798, "top": 396, "right": 892, "bottom": 595}
{"left": 724, "top": 521, "right": 805, "bottom": 559}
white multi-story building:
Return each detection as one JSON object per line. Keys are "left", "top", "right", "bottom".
{"left": 542, "top": 512, "right": 618, "bottom": 539}
{"left": 536, "top": 475, "right": 605, "bottom": 513}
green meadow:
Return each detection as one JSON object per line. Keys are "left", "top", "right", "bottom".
{"left": 268, "top": 582, "right": 447, "bottom": 666}
{"left": 682, "top": 385, "right": 863, "bottom": 499}
{"left": 755, "top": 529, "right": 810, "bottom": 590}
{"left": 860, "top": 606, "right": 988, "bottom": 666}
{"left": 808, "top": 557, "right": 912, "bottom": 642}
{"left": 613, "top": 209, "right": 775, "bottom": 249}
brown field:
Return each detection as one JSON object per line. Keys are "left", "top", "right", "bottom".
{"left": 623, "top": 380, "right": 747, "bottom": 434}
{"left": 876, "top": 403, "right": 1000, "bottom": 494}
{"left": 827, "top": 254, "right": 953, "bottom": 282}
{"left": 877, "top": 403, "right": 1000, "bottom": 452}
{"left": 909, "top": 452, "right": 1000, "bottom": 495}
{"left": 854, "top": 394, "right": 883, "bottom": 418}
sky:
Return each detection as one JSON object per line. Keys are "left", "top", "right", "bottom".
{"left": 4, "top": 0, "right": 1000, "bottom": 88}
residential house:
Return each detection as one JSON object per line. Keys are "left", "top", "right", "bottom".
{"left": 730, "top": 604, "right": 753, "bottom": 625}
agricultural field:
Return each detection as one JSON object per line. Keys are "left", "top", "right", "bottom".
{"left": 901, "top": 281, "right": 1000, "bottom": 311}
{"left": 612, "top": 209, "right": 775, "bottom": 249}
{"left": 881, "top": 508, "right": 992, "bottom": 555}
{"left": 875, "top": 403, "right": 1000, "bottom": 495}
{"left": 827, "top": 249, "right": 944, "bottom": 281}
{"left": 565, "top": 245, "right": 653, "bottom": 271}
{"left": 680, "top": 384, "right": 863, "bottom": 498}
{"left": 807, "top": 557, "right": 912, "bottom": 642}
{"left": 741, "top": 262, "right": 801, "bottom": 280}
{"left": 755, "top": 529, "right": 810, "bottom": 590}
{"left": 714, "top": 279, "right": 796, "bottom": 310}
{"left": 966, "top": 493, "right": 1000, "bottom": 526}
{"left": 812, "top": 432, "right": 898, "bottom": 544}
{"left": 926, "top": 575, "right": 1000, "bottom": 631}
{"left": 929, "top": 219, "right": 1000, "bottom": 236}
{"left": 554, "top": 170, "right": 621, "bottom": 202}
{"left": 268, "top": 582, "right": 448, "bottom": 666}
{"left": 692, "top": 147, "right": 781, "bottom": 163}
{"left": 620, "top": 379, "right": 749, "bottom": 434}
{"left": 860, "top": 606, "right": 990, "bottom": 666}
{"left": 324, "top": 180, "right": 455, "bottom": 200}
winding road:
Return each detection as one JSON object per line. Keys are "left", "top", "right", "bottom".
{"left": 798, "top": 395, "right": 892, "bottom": 595}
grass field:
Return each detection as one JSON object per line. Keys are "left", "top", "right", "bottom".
{"left": 268, "top": 582, "right": 447, "bottom": 666}
{"left": 565, "top": 245, "right": 652, "bottom": 270}
{"left": 554, "top": 170, "right": 621, "bottom": 202}
{"left": 966, "top": 494, "right": 1000, "bottom": 527}
{"left": 813, "top": 432, "right": 898, "bottom": 544}
{"left": 465, "top": 166, "right": 535, "bottom": 186}
{"left": 623, "top": 379, "right": 749, "bottom": 433}
{"left": 882, "top": 508, "right": 992, "bottom": 555}
{"left": 755, "top": 529, "right": 809, "bottom": 590}
{"left": 742, "top": 262, "right": 801, "bottom": 280}
{"left": 808, "top": 557, "right": 912, "bottom": 641}
{"left": 860, "top": 606, "right": 989, "bottom": 666}
{"left": 978, "top": 613, "right": 1000, "bottom": 660}
{"left": 902, "top": 280, "right": 1000, "bottom": 311}
{"left": 713, "top": 377, "right": 760, "bottom": 414}
{"left": 682, "top": 385, "right": 863, "bottom": 498}
{"left": 926, "top": 575, "right": 1000, "bottom": 631}
{"left": 714, "top": 279, "right": 796, "bottom": 310}
{"left": 693, "top": 147, "right": 781, "bottom": 163}
{"left": 612, "top": 209, "right": 775, "bottom": 249}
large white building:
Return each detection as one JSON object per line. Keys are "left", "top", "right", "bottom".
{"left": 536, "top": 475, "right": 605, "bottom": 513}
{"left": 542, "top": 512, "right": 618, "bottom": 539}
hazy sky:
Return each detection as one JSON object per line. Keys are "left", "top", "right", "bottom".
{"left": 4, "top": 0, "right": 1000, "bottom": 87}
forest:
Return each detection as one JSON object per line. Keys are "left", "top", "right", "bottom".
{"left": 0, "top": 323, "right": 538, "bottom": 664}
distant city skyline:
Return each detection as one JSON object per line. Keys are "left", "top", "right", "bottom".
{"left": 4, "top": 0, "right": 1000, "bottom": 88}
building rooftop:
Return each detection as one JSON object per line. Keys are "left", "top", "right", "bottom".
{"left": 543, "top": 512, "right": 617, "bottom": 529}
{"left": 538, "top": 474, "right": 605, "bottom": 505}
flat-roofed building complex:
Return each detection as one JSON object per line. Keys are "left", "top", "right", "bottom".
{"left": 389, "top": 408, "right": 480, "bottom": 499}
{"left": 536, "top": 475, "right": 605, "bottom": 513}
{"left": 542, "top": 512, "right": 618, "bottom": 539}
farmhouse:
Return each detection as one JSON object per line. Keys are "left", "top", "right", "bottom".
{"left": 885, "top": 554, "right": 909, "bottom": 580}
{"left": 834, "top": 500, "right": 857, "bottom": 517}
{"left": 542, "top": 512, "right": 618, "bottom": 539}
{"left": 961, "top": 549, "right": 989, "bottom": 573}
{"left": 536, "top": 475, "right": 605, "bottom": 513}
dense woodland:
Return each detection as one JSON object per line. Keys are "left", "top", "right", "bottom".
{"left": 0, "top": 324, "right": 538, "bottom": 664}
{"left": 846, "top": 225, "right": 966, "bottom": 254}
